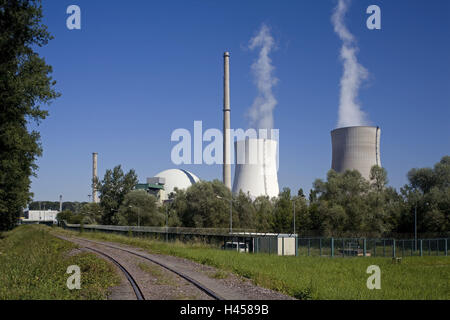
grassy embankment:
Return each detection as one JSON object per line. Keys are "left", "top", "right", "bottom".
{"left": 55, "top": 228, "right": 450, "bottom": 300}
{"left": 0, "top": 225, "right": 120, "bottom": 300}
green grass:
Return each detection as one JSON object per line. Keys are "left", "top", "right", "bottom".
{"left": 0, "top": 225, "right": 120, "bottom": 300}
{"left": 55, "top": 228, "right": 450, "bottom": 300}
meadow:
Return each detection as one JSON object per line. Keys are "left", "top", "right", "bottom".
{"left": 56, "top": 228, "right": 450, "bottom": 300}
{"left": 0, "top": 225, "right": 119, "bottom": 300}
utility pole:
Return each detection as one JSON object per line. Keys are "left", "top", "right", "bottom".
{"left": 164, "top": 199, "right": 173, "bottom": 242}
{"left": 229, "top": 197, "right": 233, "bottom": 234}
{"left": 414, "top": 203, "right": 417, "bottom": 252}
{"left": 216, "top": 195, "right": 233, "bottom": 234}
{"left": 293, "top": 200, "right": 296, "bottom": 235}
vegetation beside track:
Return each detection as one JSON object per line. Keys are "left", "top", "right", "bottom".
{"left": 55, "top": 228, "right": 450, "bottom": 300}
{"left": 0, "top": 225, "right": 119, "bottom": 300}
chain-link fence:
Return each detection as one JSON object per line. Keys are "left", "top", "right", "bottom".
{"left": 265, "top": 237, "right": 449, "bottom": 257}
{"left": 63, "top": 222, "right": 448, "bottom": 258}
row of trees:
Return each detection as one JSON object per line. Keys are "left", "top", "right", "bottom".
{"left": 58, "top": 156, "right": 449, "bottom": 237}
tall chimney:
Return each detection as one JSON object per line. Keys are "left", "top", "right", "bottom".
{"left": 223, "top": 52, "right": 232, "bottom": 189}
{"left": 92, "top": 152, "right": 99, "bottom": 203}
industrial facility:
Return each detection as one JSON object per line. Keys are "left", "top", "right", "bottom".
{"left": 135, "top": 169, "right": 200, "bottom": 203}
{"left": 90, "top": 54, "right": 382, "bottom": 203}
{"left": 232, "top": 138, "right": 279, "bottom": 198}
{"left": 331, "top": 126, "right": 381, "bottom": 180}
{"left": 222, "top": 52, "right": 280, "bottom": 198}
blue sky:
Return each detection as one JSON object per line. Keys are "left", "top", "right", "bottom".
{"left": 31, "top": 0, "right": 450, "bottom": 201}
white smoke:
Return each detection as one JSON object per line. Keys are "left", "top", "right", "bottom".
{"left": 248, "top": 24, "right": 278, "bottom": 130}
{"left": 332, "top": 0, "right": 369, "bottom": 128}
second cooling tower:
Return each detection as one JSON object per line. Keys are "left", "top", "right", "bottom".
{"left": 232, "top": 138, "right": 279, "bottom": 198}
{"left": 331, "top": 126, "right": 381, "bottom": 180}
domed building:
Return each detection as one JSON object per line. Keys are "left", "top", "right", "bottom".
{"left": 155, "top": 169, "right": 200, "bottom": 200}
{"left": 135, "top": 169, "right": 200, "bottom": 203}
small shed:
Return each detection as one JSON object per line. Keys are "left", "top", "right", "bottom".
{"left": 254, "top": 234, "right": 297, "bottom": 256}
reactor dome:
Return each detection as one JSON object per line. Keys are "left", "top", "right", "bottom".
{"left": 155, "top": 169, "right": 200, "bottom": 199}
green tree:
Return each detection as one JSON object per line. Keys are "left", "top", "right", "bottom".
{"left": 117, "top": 190, "right": 163, "bottom": 226}
{"left": 399, "top": 156, "right": 450, "bottom": 234}
{"left": 253, "top": 196, "right": 274, "bottom": 232}
{"left": 233, "top": 191, "right": 256, "bottom": 229}
{"left": 173, "top": 180, "right": 231, "bottom": 229}
{"left": 79, "top": 202, "right": 103, "bottom": 224}
{"left": 56, "top": 210, "right": 82, "bottom": 224}
{"left": 0, "top": 0, "right": 60, "bottom": 230}
{"left": 273, "top": 188, "right": 294, "bottom": 233}
{"left": 95, "top": 165, "right": 138, "bottom": 225}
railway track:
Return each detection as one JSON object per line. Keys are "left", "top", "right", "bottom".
{"left": 82, "top": 246, "right": 145, "bottom": 300}
{"left": 60, "top": 235, "right": 223, "bottom": 300}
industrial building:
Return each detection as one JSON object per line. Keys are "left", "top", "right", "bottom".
{"left": 22, "top": 210, "right": 59, "bottom": 224}
{"left": 135, "top": 169, "right": 200, "bottom": 203}
{"left": 134, "top": 177, "right": 166, "bottom": 204}
{"left": 331, "top": 126, "right": 381, "bottom": 180}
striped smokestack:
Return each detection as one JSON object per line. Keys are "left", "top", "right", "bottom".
{"left": 223, "top": 52, "right": 231, "bottom": 189}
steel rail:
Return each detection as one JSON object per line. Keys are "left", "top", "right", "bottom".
{"left": 82, "top": 246, "right": 145, "bottom": 300}
{"left": 73, "top": 237, "right": 223, "bottom": 300}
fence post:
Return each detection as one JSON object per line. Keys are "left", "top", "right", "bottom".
{"left": 383, "top": 240, "right": 386, "bottom": 257}
{"left": 331, "top": 237, "right": 334, "bottom": 258}
{"left": 319, "top": 238, "right": 322, "bottom": 257}
{"left": 307, "top": 239, "right": 310, "bottom": 256}
{"left": 393, "top": 239, "right": 396, "bottom": 258}
{"left": 428, "top": 240, "right": 431, "bottom": 256}
{"left": 295, "top": 236, "right": 298, "bottom": 257}
{"left": 436, "top": 239, "right": 439, "bottom": 256}
{"left": 374, "top": 240, "right": 376, "bottom": 257}
{"left": 420, "top": 239, "right": 423, "bottom": 257}
{"left": 282, "top": 237, "right": 285, "bottom": 256}
{"left": 363, "top": 239, "right": 367, "bottom": 257}
{"left": 445, "top": 239, "right": 448, "bottom": 256}
{"left": 402, "top": 240, "right": 405, "bottom": 257}
{"left": 269, "top": 237, "right": 271, "bottom": 255}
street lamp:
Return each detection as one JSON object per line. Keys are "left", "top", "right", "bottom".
{"left": 129, "top": 205, "right": 140, "bottom": 227}
{"left": 164, "top": 199, "right": 174, "bottom": 242}
{"left": 216, "top": 195, "right": 233, "bottom": 234}
{"left": 292, "top": 199, "right": 296, "bottom": 235}
{"left": 414, "top": 202, "right": 417, "bottom": 251}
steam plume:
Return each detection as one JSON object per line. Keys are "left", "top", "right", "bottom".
{"left": 248, "top": 24, "right": 278, "bottom": 130}
{"left": 332, "top": 0, "right": 369, "bottom": 128}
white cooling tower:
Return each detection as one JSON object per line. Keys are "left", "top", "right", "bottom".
{"left": 331, "top": 126, "right": 381, "bottom": 180}
{"left": 232, "top": 138, "right": 279, "bottom": 198}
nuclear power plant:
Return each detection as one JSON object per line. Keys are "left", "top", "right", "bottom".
{"left": 89, "top": 54, "right": 382, "bottom": 201}
{"left": 331, "top": 126, "right": 381, "bottom": 180}
{"left": 232, "top": 138, "right": 279, "bottom": 198}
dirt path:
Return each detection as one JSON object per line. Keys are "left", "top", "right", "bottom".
{"left": 59, "top": 234, "right": 295, "bottom": 300}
